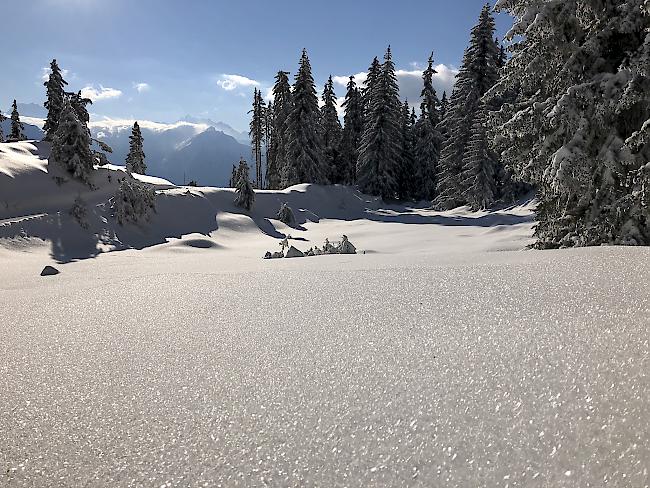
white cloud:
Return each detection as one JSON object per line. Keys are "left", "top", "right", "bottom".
{"left": 332, "top": 64, "right": 458, "bottom": 105}
{"left": 217, "top": 74, "right": 260, "bottom": 91}
{"left": 133, "top": 82, "right": 150, "bottom": 93}
{"left": 80, "top": 85, "right": 123, "bottom": 102}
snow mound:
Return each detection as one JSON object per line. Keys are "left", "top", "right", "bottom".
{"left": 1, "top": 141, "right": 537, "bottom": 263}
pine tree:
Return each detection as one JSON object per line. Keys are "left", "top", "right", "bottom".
{"left": 51, "top": 100, "right": 94, "bottom": 182}
{"left": 495, "top": 38, "right": 507, "bottom": 70}
{"left": 0, "top": 108, "right": 6, "bottom": 143}
{"left": 43, "top": 59, "right": 68, "bottom": 140}
{"left": 420, "top": 53, "right": 442, "bottom": 128}
{"left": 264, "top": 100, "right": 273, "bottom": 188}
{"left": 357, "top": 47, "right": 403, "bottom": 199}
{"left": 234, "top": 158, "right": 255, "bottom": 210}
{"left": 439, "top": 91, "right": 449, "bottom": 121}
{"left": 68, "top": 91, "right": 92, "bottom": 134}
{"left": 361, "top": 57, "right": 381, "bottom": 123}
{"left": 435, "top": 4, "right": 500, "bottom": 209}
{"left": 397, "top": 101, "right": 417, "bottom": 200}
{"left": 414, "top": 113, "right": 440, "bottom": 200}
{"left": 229, "top": 164, "right": 237, "bottom": 188}
{"left": 490, "top": 0, "right": 650, "bottom": 247}
{"left": 284, "top": 49, "right": 326, "bottom": 187}
{"left": 438, "top": 91, "right": 450, "bottom": 144}
{"left": 267, "top": 71, "right": 292, "bottom": 190}
{"left": 320, "top": 75, "right": 343, "bottom": 183}
{"left": 125, "top": 122, "right": 146, "bottom": 174}
{"left": 413, "top": 53, "right": 443, "bottom": 199}
{"left": 249, "top": 88, "right": 266, "bottom": 188}
{"left": 339, "top": 76, "right": 364, "bottom": 185}
{"left": 9, "top": 100, "right": 25, "bottom": 141}
{"left": 460, "top": 103, "right": 497, "bottom": 209}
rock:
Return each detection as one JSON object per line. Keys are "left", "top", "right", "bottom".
{"left": 285, "top": 246, "right": 305, "bottom": 258}
{"left": 40, "top": 265, "right": 59, "bottom": 276}
{"left": 271, "top": 251, "right": 284, "bottom": 259}
{"left": 263, "top": 251, "right": 272, "bottom": 259}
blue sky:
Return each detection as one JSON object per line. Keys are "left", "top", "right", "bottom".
{"left": 2, "top": 0, "right": 511, "bottom": 132}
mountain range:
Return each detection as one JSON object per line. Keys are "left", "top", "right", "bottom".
{"left": 2, "top": 103, "right": 251, "bottom": 187}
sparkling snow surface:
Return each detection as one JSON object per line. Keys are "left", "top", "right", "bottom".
{"left": 1, "top": 143, "right": 648, "bottom": 486}
{"left": 2, "top": 246, "right": 649, "bottom": 487}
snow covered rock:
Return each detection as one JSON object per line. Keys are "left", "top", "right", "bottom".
{"left": 285, "top": 246, "right": 305, "bottom": 258}
{"left": 40, "top": 265, "right": 59, "bottom": 276}
{"left": 263, "top": 251, "right": 285, "bottom": 259}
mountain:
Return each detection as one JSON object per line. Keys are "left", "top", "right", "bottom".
{"left": 15, "top": 102, "right": 47, "bottom": 119}
{"left": 90, "top": 119, "right": 250, "bottom": 186}
{"left": 161, "top": 126, "right": 249, "bottom": 185}
{"left": 179, "top": 115, "right": 249, "bottom": 143}
{"left": 1, "top": 118, "right": 45, "bottom": 141}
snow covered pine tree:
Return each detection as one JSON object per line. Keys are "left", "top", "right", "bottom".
{"left": 51, "top": 100, "right": 95, "bottom": 183}
{"left": 9, "top": 100, "right": 25, "bottom": 142}
{"left": 125, "top": 121, "right": 146, "bottom": 174}
{"left": 234, "top": 158, "right": 255, "bottom": 210}
{"left": 491, "top": 0, "right": 650, "bottom": 246}
{"left": 398, "top": 100, "right": 418, "bottom": 200}
{"left": 435, "top": 5, "right": 500, "bottom": 210}
{"left": 461, "top": 102, "right": 498, "bottom": 209}
{"left": 249, "top": 88, "right": 265, "bottom": 188}
{"left": 283, "top": 49, "right": 326, "bottom": 187}
{"left": 112, "top": 178, "right": 156, "bottom": 225}
{"left": 414, "top": 53, "right": 443, "bottom": 200}
{"left": 320, "top": 75, "right": 343, "bottom": 183}
{"left": 43, "top": 59, "right": 68, "bottom": 140}
{"left": 266, "top": 71, "right": 292, "bottom": 190}
{"left": 357, "top": 47, "right": 402, "bottom": 200}
{"left": 0, "top": 107, "right": 6, "bottom": 142}
{"left": 339, "top": 75, "right": 364, "bottom": 185}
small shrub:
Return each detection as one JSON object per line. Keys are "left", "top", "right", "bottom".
{"left": 69, "top": 196, "right": 89, "bottom": 229}
{"left": 277, "top": 202, "right": 296, "bottom": 226}
{"left": 111, "top": 178, "right": 156, "bottom": 225}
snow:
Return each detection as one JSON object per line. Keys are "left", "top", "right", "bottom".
{"left": 1, "top": 141, "right": 648, "bottom": 486}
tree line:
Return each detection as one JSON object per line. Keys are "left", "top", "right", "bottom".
{"left": 248, "top": 1, "right": 650, "bottom": 247}
{"left": 248, "top": 6, "right": 521, "bottom": 208}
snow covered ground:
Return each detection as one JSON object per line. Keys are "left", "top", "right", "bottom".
{"left": 1, "top": 142, "right": 648, "bottom": 486}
